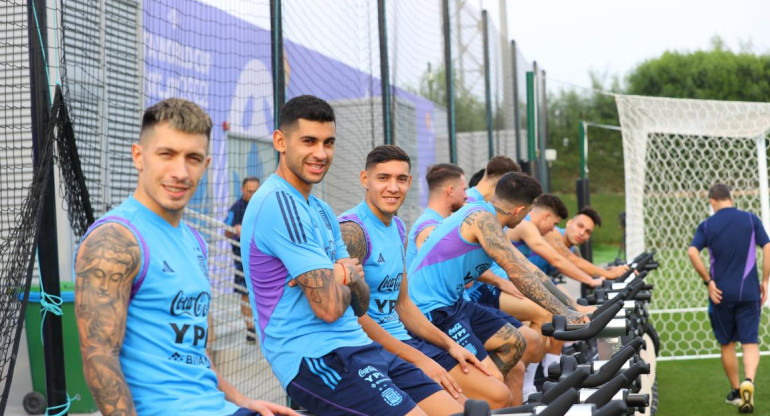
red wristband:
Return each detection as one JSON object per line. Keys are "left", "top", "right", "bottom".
{"left": 342, "top": 264, "right": 348, "bottom": 285}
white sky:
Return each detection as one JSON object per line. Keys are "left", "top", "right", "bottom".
{"left": 482, "top": 0, "right": 770, "bottom": 92}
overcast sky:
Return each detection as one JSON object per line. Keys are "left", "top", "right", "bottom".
{"left": 481, "top": 0, "right": 770, "bottom": 92}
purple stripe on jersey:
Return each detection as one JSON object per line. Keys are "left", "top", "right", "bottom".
{"left": 739, "top": 228, "right": 757, "bottom": 301}
{"left": 189, "top": 227, "right": 207, "bottom": 257}
{"left": 249, "top": 240, "right": 289, "bottom": 339}
{"left": 414, "top": 219, "right": 438, "bottom": 237}
{"left": 413, "top": 225, "right": 480, "bottom": 273}
{"left": 338, "top": 213, "right": 372, "bottom": 264}
{"left": 87, "top": 216, "right": 150, "bottom": 301}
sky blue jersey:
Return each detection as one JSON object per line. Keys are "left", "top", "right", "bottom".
{"left": 241, "top": 175, "right": 371, "bottom": 389}
{"left": 406, "top": 208, "right": 443, "bottom": 271}
{"left": 339, "top": 200, "right": 410, "bottom": 340}
{"left": 408, "top": 201, "right": 497, "bottom": 313}
{"left": 76, "top": 196, "right": 237, "bottom": 416}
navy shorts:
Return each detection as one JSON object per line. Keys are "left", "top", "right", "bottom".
{"left": 286, "top": 343, "right": 442, "bottom": 416}
{"left": 467, "top": 285, "right": 523, "bottom": 329}
{"left": 468, "top": 283, "right": 501, "bottom": 309}
{"left": 403, "top": 337, "right": 460, "bottom": 372}
{"left": 426, "top": 299, "right": 518, "bottom": 360}
{"left": 234, "top": 261, "right": 248, "bottom": 295}
{"left": 709, "top": 300, "right": 761, "bottom": 345}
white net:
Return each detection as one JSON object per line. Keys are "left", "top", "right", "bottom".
{"left": 616, "top": 94, "right": 770, "bottom": 359}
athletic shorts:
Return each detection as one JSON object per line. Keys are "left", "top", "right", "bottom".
{"left": 403, "top": 337, "right": 460, "bottom": 372}
{"left": 425, "top": 299, "right": 518, "bottom": 360}
{"left": 467, "top": 285, "right": 524, "bottom": 329}
{"left": 709, "top": 300, "right": 761, "bottom": 345}
{"left": 286, "top": 343, "right": 442, "bottom": 416}
{"left": 468, "top": 283, "right": 501, "bottom": 309}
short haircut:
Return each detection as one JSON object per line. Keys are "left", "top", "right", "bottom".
{"left": 141, "top": 98, "right": 212, "bottom": 141}
{"left": 426, "top": 163, "right": 465, "bottom": 191}
{"left": 495, "top": 172, "right": 542, "bottom": 206}
{"left": 534, "top": 194, "right": 568, "bottom": 219}
{"left": 576, "top": 206, "right": 602, "bottom": 227}
{"left": 708, "top": 183, "right": 731, "bottom": 201}
{"left": 486, "top": 156, "right": 521, "bottom": 178}
{"left": 278, "top": 95, "right": 335, "bottom": 130}
{"left": 365, "top": 145, "right": 411, "bottom": 170}
{"left": 468, "top": 168, "right": 485, "bottom": 188}
{"left": 242, "top": 176, "right": 260, "bottom": 187}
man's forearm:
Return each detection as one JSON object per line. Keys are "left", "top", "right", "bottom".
{"left": 346, "top": 265, "right": 370, "bottom": 317}
{"left": 82, "top": 354, "right": 136, "bottom": 416}
{"left": 687, "top": 247, "right": 710, "bottom": 281}
{"left": 536, "top": 273, "right": 578, "bottom": 309}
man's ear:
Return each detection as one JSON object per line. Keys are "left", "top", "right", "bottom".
{"left": 359, "top": 169, "right": 368, "bottom": 189}
{"left": 273, "top": 129, "right": 286, "bottom": 153}
{"left": 131, "top": 143, "right": 143, "bottom": 171}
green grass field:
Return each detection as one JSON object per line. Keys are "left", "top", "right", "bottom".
{"left": 657, "top": 357, "right": 768, "bottom": 415}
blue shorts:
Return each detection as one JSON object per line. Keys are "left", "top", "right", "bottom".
{"left": 286, "top": 343, "right": 442, "bottom": 416}
{"left": 709, "top": 301, "right": 761, "bottom": 345}
{"left": 403, "top": 337, "right": 460, "bottom": 372}
{"left": 467, "top": 285, "right": 523, "bottom": 329}
{"left": 468, "top": 283, "right": 501, "bottom": 309}
{"left": 426, "top": 300, "right": 518, "bottom": 360}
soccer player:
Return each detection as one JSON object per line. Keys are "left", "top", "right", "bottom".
{"left": 688, "top": 183, "right": 770, "bottom": 413}
{"left": 225, "top": 176, "right": 260, "bottom": 343}
{"left": 241, "top": 95, "right": 459, "bottom": 416}
{"left": 542, "top": 207, "right": 629, "bottom": 279}
{"left": 406, "top": 163, "right": 468, "bottom": 269}
{"left": 74, "top": 98, "right": 296, "bottom": 416}
{"left": 338, "top": 146, "right": 512, "bottom": 409}
{"left": 465, "top": 156, "right": 520, "bottom": 203}
{"left": 409, "top": 172, "right": 587, "bottom": 405}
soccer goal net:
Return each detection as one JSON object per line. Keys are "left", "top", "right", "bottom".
{"left": 616, "top": 94, "right": 770, "bottom": 359}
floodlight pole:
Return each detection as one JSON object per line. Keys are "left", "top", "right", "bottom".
{"left": 378, "top": 0, "right": 393, "bottom": 145}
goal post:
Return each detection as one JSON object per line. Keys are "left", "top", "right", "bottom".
{"left": 616, "top": 94, "right": 770, "bottom": 359}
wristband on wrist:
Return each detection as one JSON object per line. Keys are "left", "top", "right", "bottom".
{"left": 341, "top": 264, "right": 348, "bottom": 285}
{"left": 704, "top": 278, "right": 712, "bottom": 286}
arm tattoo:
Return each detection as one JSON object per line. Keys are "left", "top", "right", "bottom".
{"left": 74, "top": 224, "right": 140, "bottom": 416}
{"left": 551, "top": 234, "right": 573, "bottom": 257}
{"left": 346, "top": 266, "right": 370, "bottom": 317}
{"left": 295, "top": 268, "right": 352, "bottom": 319}
{"left": 339, "top": 221, "right": 367, "bottom": 264}
{"left": 468, "top": 211, "right": 572, "bottom": 317}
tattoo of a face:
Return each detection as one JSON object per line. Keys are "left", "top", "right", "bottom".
{"left": 74, "top": 223, "right": 139, "bottom": 415}
{"left": 340, "top": 221, "right": 367, "bottom": 263}
{"left": 469, "top": 210, "right": 572, "bottom": 318}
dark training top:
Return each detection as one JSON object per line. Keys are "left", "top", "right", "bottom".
{"left": 691, "top": 207, "right": 770, "bottom": 302}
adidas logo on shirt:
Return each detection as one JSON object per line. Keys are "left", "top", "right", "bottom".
{"left": 377, "top": 253, "right": 386, "bottom": 263}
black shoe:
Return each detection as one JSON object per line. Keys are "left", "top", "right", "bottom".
{"left": 726, "top": 389, "right": 741, "bottom": 405}
{"left": 246, "top": 328, "right": 257, "bottom": 344}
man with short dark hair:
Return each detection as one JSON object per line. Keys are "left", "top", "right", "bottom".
{"left": 242, "top": 96, "right": 459, "bottom": 416}
{"left": 688, "top": 183, "right": 770, "bottom": 413}
{"left": 541, "top": 207, "right": 629, "bottom": 279}
{"left": 465, "top": 156, "right": 521, "bottom": 203}
{"left": 409, "top": 172, "right": 587, "bottom": 405}
{"left": 74, "top": 98, "right": 296, "bottom": 416}
{"left": 339, "top": 146, "right": 511, "bottom": 409}
{"left": 225, "top": 176, "right": 260, "bottom": 342}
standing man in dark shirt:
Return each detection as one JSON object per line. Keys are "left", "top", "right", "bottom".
{"left": 226, "top": 176, "right": 260, "bottom": 342}
{"left": 689, "top": 183, "right": 770, "bottom": 414}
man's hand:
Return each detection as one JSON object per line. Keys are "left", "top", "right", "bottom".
{"left": 241, "top": 399, "right": 301, "bottom": 416}
{"left": 413, "top": 355, "right": 463, "bottom": 399}
{"left": 497, "top": 279, "right": 525, "bottom": 299}
{"left": 575, "top": 304, "right": 597, "bottom": 315}
{"left": 337, "top": 258, "right": 363, "bottom": 284}
{"left": 588, "top": 277, "right": 605, "bottom": 288}
{"left": 566, "top": 310, "right": 589, "bottom": 324}
{"left": 445, "top": 342, "right": 492, "bottom": 376}
{"left": 708, "top": 280, "right": 723, "bottom": 304}
{"left": 604, "top": 265, "right": 629, "bottom": 279}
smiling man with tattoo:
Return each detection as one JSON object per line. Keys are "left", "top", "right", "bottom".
{"left": 338, "top": 146, "right": 512, "bottom": 409}
{"left": 241, "top": 96, "right": 456, "bottom": 416}
{"left": 74, "top": 98, "right": 296, "bottom": 416}
{"left": 408, "top": 172, "right": 588, "bottom": 405}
